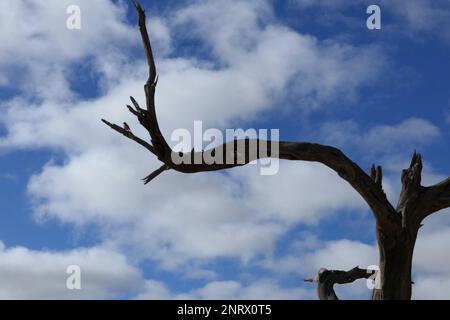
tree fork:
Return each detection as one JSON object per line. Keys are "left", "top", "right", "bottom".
{"left": 305, "top": 267, "right": 376, "bottom": 300}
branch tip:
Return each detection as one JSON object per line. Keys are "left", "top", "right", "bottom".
{"left": 142, "top": 164, "right": 170, "bottom": 184}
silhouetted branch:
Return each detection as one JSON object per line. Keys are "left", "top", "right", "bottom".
{"left": 101, "top": 119, "right": 156, "bottom": 155}
{"left": 370, "top": 164, "right": 383, "bottom": 189}
{"left": 305, "top": 267, "right": 376, "bottom": 300}
{"left": 418, "top": 177, "right": 450, "bottom": 220}
{"left": 100, "top": 1, "right": 401, "bottom": 231}
{"left": 142, "top": 164, "right": 171, "bottom": 185}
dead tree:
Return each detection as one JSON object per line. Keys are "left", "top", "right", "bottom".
{"left": 102, "top": 1, "right": 450, "bottom": 300}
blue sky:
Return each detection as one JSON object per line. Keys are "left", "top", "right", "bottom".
{"left": 0, "top": 0, "right": 450, "bottom": 299}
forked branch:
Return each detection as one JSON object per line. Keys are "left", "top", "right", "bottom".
{"left": 395, "top": 151, "right": 450, "bottom": 224}
{"left": 370, "top": 164, "right": 383, "bottom": 189}
{"left": 305, "top": 267, "right": 376, "bottom": 300}
{"left": 101, "top": 118, "right": 155, "bottom": 155}
{"left": 418, "top": 176, "right": 450, "bottom": 220}
{"left": 102, "top": 1, "right": 402, "bottom": 229}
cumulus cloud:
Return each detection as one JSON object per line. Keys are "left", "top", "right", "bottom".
{"left": 136, "top": 279, "right": 313, "bottom": 300}
{"left": 26, "top": 147, "right": 368, "bottom": 269}
{"left": 260, "top": 237, "right": 377, "bottom": 275}
{"left": 0, "top": 0, "right": 133, "bottom": 62}
{"left": 413, "top": 276, "right": 450, "bottom": 300}
{"left": 171, "top": 0, "right": 386, "bottom": 111}
{"left": 317, "top": 117, "right": 444, "bottom": 203}
{"left": 0, "top": 0, "right": 137, "bottom": 99}
{"left": 0, "top": 241, "right": 142, "bottom": 299}
{"left": 229, "top": 162, "right": 365, "bottom": 225}
{"left": 319, "top": 118, "right": 440, "bottom": 156}
{"left": 410, "top": 225, "right": 450, "bottom": 299}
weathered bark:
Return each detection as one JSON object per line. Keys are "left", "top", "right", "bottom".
{"left": 102, "top": 1, "right": 450, "bottom": 300}
{"left": 370, "top": 154, "right": 421, "bottom": 300}
{"left": 374, "top": 229, "right": 416, "bottom": 300}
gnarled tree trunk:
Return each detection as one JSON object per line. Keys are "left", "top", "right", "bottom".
{"left": 375, "top": 227, "right": 417, "bottom": 300}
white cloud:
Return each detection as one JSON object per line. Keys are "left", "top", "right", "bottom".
{"left": 364, "top": 118, "right": 440, "bottom": 150}
{"left": 389, "top": 0, "right": 450, "bottom": 39}
{"left": 260, "top": 237, "right": 378, "bottom": 277}
{"left": 230, "top": 162, "right": 366, "bottom": 225}
{"left": 0, "top": 0, "right": 388, "bottom": 148}
{"left": 415, "top": 227, "right": 450, "bottom": 275}
{"left": 136, "top": 279, "right": 313, "bottom": 300}
{"left": 170, "top": 0, "right": 386, "bottom": 111}
{"left": 0, "top": 0, "right": 137, "bottom": 100}
{"left": 413, "top": 275, "right": 450, "bottom": 300}
{"left": 20, "top": 136, "right": 366, "bottom": 272}
{"left": 319, "top": 118, "right": 440, "bottom": 156}
{"left": 0, "top": 0, "right": 133, "bottom": 61}
{"left": 410, "top": 225, "right": 450, "bottom": 299}
{"left": 0, "top": 241, "right": 142, "bottom": 299}
{"left": 26, "top": 147, "right": 367, "bottom": 269}
{"left": 135, "top": 280, "right": 173, "bottom": 300}
{"left": 301, "top": 240, "right": 377, "bottom": 273}
{"left": 317, "top": 117, "right": 445, "bottom": 206}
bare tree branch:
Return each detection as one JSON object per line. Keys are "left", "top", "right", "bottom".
{"left": 130, "top": 96, "right": 145, "bottom": 113}
{"left": 305, "top": 267, "right": 376, "bottom": 300}
{"left": 101, "top": 1, "right": 401, "bottom": 230}
{"left": 418, "top": 176, "right": 450, "bottom": 220}
{"left": 142, "top": 164, "right": 171, "bottom": 185}
{"left": 370, "top": 164, "right": 383, "bottom": 189}
{"left": 396, "top": 151, "right": 424, "bottom": 228}
{"left": 132, "top": 0, "right": 156, "bottom": 86}
{"left": 132, "top": 1, "right": 171, "bottom": 163}
{"left": 126, "top": 104, "right": 140, "bottom": 117}
{"left": 101, "top": 119, "right": 156, "bottom": 155}
{"left": 394, "top": 151, "right": 450, "bottom": 224}
{"left": 167, "top": 141, "right": 400, "bottom": 228}
{"left": 102, "top": 1, "right": 171, "bottom": 181}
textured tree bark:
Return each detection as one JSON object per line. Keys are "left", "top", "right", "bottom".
{"left": 375, "top": 153, "right": 421, "bottom": 300}
{"left": 103, "top": 1, "right": 450, "bottom": 300}
{"left": 374, "top": 229, "right": 416, "bottom": 300}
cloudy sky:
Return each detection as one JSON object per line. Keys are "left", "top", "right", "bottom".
{"left": 0, "top": 0, "right": 450, "bottom": 300}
